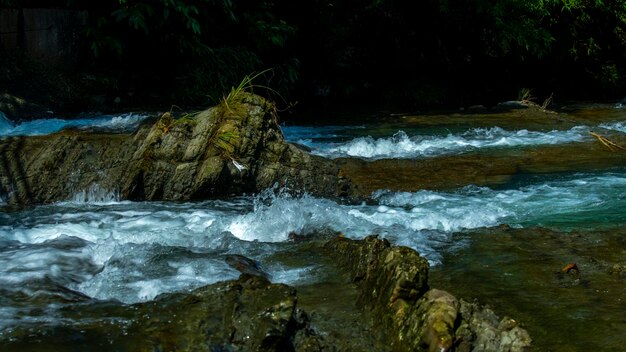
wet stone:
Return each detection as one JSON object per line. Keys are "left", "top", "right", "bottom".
{"left": 0, "top": 93, "right": 348, "bottom": 205}
{"left": 0, "top": 236, "right": 532, "bottom": 352}
{"left": 224, "top": 254, "right": 269, "bottom": 279}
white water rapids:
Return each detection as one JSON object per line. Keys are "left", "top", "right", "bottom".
{"left": 1, "top": 111, "right": 626, "bottom": 332}
{"left": 283, "top": 121, "right": 626, "bottom": 159}
{"left": 1, "top": 171, "right": 625, "bottom": 316}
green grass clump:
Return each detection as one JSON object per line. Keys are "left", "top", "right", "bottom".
{"left": 220, "top": 69, "right": 280, "bottom": 112}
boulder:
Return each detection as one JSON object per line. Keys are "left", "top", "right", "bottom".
{"left": 0, "top": 93, "right": 352, "bottom": 204}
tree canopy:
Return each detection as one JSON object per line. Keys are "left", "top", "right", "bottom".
{"left": 3, "top": 0, "right": 626, "bottom": 108}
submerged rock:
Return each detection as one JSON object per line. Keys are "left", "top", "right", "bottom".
{"left": 225, "top": 253, "right": 270, "bottom": 279}
{"left": 337, "top": 137, "right": 626, "bottom": 196}
{"left": 0, "top": 93, "right": 351, "bottom": 204}
{"left": 324, "top": 235, "right": 531, "bottom": 352}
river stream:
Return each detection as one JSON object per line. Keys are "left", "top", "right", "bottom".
{"left": 1, "top": 105, "right": 625, "bottom": 351}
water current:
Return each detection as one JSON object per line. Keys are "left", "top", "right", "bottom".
{"left": 0, "top": 107, "right": 625, "bottom": 350}
{"left": 0, "top": 111, "right": 150, "bottom": 136}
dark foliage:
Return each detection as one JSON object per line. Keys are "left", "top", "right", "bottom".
{"left": 2, "top": 0, "right": 626, "bottom": 110}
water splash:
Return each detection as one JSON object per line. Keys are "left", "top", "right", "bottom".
{"left": 600, "top": 121, "right": 626, "bottom": 134}
{"left": 287, "top": 126, "right": 590, "bottom": 160}
{"left": 69, "top": 184, "right": 121, "bottom": 204}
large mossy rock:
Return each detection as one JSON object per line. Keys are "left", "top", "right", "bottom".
{"left": 0, "top": 93, "right": 351, "bottom": 204}
{"left": 324, "top": 236, "right": 531, "bottom": 352}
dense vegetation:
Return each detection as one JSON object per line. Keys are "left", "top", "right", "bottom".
{"left": 2, "top": 0, "right": 626, "bottom": 110}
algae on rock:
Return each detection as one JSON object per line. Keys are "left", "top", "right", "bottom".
{"left": 324, "top": 236, "right": 531, "bottom": 352}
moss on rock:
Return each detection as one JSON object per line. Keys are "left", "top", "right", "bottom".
{"left": 0, "top": 93, "right": 349, "bottom": 204}
{"left": 324, "top": 235, "right": 531, "bottom": 352}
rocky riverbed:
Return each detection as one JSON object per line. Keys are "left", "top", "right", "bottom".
{"left": 1, "top": 235, "right": 531, "bottom": 351}
{"left": 2, "top": 95, "right": 625, "bottom": 351}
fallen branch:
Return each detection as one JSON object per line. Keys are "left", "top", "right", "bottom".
{"left": 590, "top": 132, "right": 626, "bottom": 152}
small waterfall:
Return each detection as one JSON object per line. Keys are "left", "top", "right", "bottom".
{"left": 71, "top": 184, "right": 120, "bottom": 203}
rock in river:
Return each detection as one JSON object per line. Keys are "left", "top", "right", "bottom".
{"left": 0, "top": 93, "right": 352, "bottom": 204}
{"left": 324, "top": 235, "right": 532, "bottom": 352}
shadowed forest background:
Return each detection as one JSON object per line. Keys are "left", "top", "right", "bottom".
{"left": 1, "top": 0, "right": 626, "bottom": 114}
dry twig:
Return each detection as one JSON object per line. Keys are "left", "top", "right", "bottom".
{"left": 590, "top": 132, "right": 626, "bottom": 152}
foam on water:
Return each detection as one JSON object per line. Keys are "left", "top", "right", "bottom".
{"left": 0, "top": 171, "right": 625, "bottom": 329}
{"left": 373, "top": 173, "right": 626, "bottom": 230}
{"left": 287, "top": 126, "right": 589, "bottom": 159}
{"left": 78, "top": 251, "right": 239, "bottom": 302}
{"left": 0, "top": 203, "right": 243, "bottom": 307}
{"left": 0, "top": 236, "right": 99, "bottom": 286}
{"left": 600, "top": 120, "right": 626, "bottom": 133}
{"left": 69, "top": 184, "right": 121, "bottom": 204}
{"left": 0, "top": 113, "right": 149, "bottom": 137}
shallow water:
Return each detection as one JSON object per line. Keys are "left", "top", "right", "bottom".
{"left": 1, "top": 105, "right": 625, "bottom": 350}
{"left": 430, "top": 227, "right": 626, "bottom": 352}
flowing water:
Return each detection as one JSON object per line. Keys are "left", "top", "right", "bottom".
{"left": 0, "top": 111, "right": 151, "bottom": 136}
{"left": 1, "top": 106, "right": 625, "bottom": 351}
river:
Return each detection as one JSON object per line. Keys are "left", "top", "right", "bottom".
{"left": 0, "top": 104, "right": 625, "bottom": 351}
